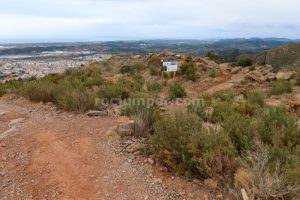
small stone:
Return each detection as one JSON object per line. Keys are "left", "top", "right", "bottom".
{"left": 159, "top": 167, "right": 168, "bottom": 172}
{"left": 147, "top": 158, "right": 155, "bottom": 165}
{"left": 154, "top": 178, "right": 162, "bottom": 184}
{"left": 0, "top": 111, "right": 8, "bottom": 116}
{"left": 0, "top": 171, "right": 6, "bottom": 176}
{"left": 87, "top": 110, "right": 107, "bottom": 117}
{"left": 231, "top": 67, "right": 241, "bottom": 74}
{"left": 8, "top": 118, "right": 25, "bottom": 126}
{"left": 204, "top": 178, "right": 218, "bottom": 189}
{"left": 144, "top": 195, "right": 149, "bottom": 200}
{"left": 203, "top": 194, "right": 209, "bottom": 200}
{"left": 276, "top": 71, "right": 295, "bottom": 80}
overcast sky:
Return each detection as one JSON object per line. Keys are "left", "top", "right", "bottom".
{"left": 0, "top": 0, "right": 299, "bottom": 43}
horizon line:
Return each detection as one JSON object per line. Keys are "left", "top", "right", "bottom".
{"left": 1, "top": 37, "right": 300, "bottom": 45}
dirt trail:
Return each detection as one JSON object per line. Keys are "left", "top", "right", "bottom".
{"left": 0, "top": 99, "right": 174, "bottom": 200}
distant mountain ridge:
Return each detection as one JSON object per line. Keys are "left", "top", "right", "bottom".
{"left": 0, "top": 38, "right": 299, "bottom": 62}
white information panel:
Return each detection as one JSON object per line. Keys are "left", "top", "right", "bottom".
{"left": 161, "top": 60, "right": 178, "bottom": 72}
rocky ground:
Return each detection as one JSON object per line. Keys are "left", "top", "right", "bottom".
{"left": 1, "top": 52, "right": 300, "bottom": 200}
{"left": 0, "top": 98, "right": 218, "bottom": 200}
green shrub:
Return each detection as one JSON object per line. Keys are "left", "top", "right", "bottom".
{"left": 179, "top": 63, "right": 198, "bottom": 81}
{"left": 132, "top": 106, "right": 161, "bottom": 137}
{"left": 98, "top": 83, "right": 129, "bottom": 100}
{"left": 56, "top": 88, "right": 95, "bottom": 112}
{"left": 148, "top": 89, "right": 300, "bottom": 198}
{"left": 120, "top": 63, "right": 144, "bottom": 75}
{"left": 208, "top": 69, "right": 216, "bottom": 78}
{"left": 14, "top": 69, "right": 104, "bottom": 112}
{"left": 210, "top": 90, "right": 236, "bottom": 102}
{"left": 258, "top": 107, "right": 300, "bottom": 147}
{"left": 244, "top": 90, "right": 265, "bottom": 107}
{"left": 270, "top": 79, "right": 292, "bottom": 95}
{"left": 148, "top": 56, "right": 161, "bottom": 67}
{"left": 222, "top": 112, "right": 253, "bottom": 152}
{"left": 147, "top": 82, "right": 161, "bottom": 93}
{"left": 211, "top": 101, "right": 236, "bottom": 123}
{"left": 162, "top": 72, "right": 171, "bottom": 79}
{"left": 168, "top": 82, "right": 186, "bottom": 100}
{"left": 131, "top": 75, "right": 145, "bottom": 91}
{"left": 149, "top": 113, "right": 203, "bottom": 176}
{"left": 249, "top": 66, "right": 256, "bottom": 71}
{"left": 149, "top": 112, "right": 237, "bottom": 179}
{"left": 206, "top": 51, "right": 221, "bottom": 63}
{"left": 295, "top": 72, "right": 300, "bottom": 86}
{"left": 149, "top": 66, "right": 161, "bottom": 76}
{"left": 188, "top": 101, "right": 209, "bottom": 122}
{"left": 99, "top": 77, "right": 143, "bottom": 101}
{"left": 120, "top": 65, "right": 135, "bottom": 74}
{"left": 236, "top": 58, "right": 253, "bottom": 67}
{"left": 121, "top": 96, "right": 161, "bottom": 137}
{"left": 21, "top": 80, "right": 57, "bottom": 103}
{"left": 0, "top": 79, "right": 23, "bottom": 96}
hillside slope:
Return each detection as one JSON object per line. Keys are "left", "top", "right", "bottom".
{"left": 254, "top": 43, "right": 300, "bottom": 70}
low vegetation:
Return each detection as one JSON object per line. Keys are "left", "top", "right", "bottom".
{"left": 168, "top": 82, "right": 186, "bottom": 100}
{"left": 120, "top": 63, "right": 145, "bottom": 75}
{"left": 149, "top": 90, "right": 300, "bottom": 199}
{"left": 1, "top": 53, "right": 300, "bottom": 199}
{"left": 208, "top": 68, "right": 216, "bottom": 78}
{"left": 147, "top": 82, "right": 161, "bottom": 93}
{"left": 236, "top": 58, "right": 253, "bottom": 67}
{"left": 269, "top": 79, "right": 292, "bottom": 95}
{"left": 206, "top": 51, "right": 221, "bottom": 63}
{"left": 179, "top": 62, "right": 198, "bottom": 81}
{"left": 0, "top": 79, "right": 24, "bottom": 96}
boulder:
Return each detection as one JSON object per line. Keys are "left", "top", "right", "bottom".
{"left": 289, "top": 99, "right": 300, "bottom": 113}
{"left": 87, "top": 110, "right": 107, "bottom": 117}
{"left": 231, "top": 67, "right": 242, "bottom": 74}
{"left": 266, "top": 98, "right": 283, "bottom": 107}
{"left": 276, "top": 71, "right": 295, "bottom": 80}
{"left": 160, "top": 51, "right": 176, "bottom": 57}
{"left": 204, "top": 178, "right": 218, "bottom": 189}
{"left": 241, "top": 189, "right": 249, "bottom": 200}
{"left": 117, "top": 122, "right": 134, "bottom": 136}
{"left": 117, "top": 116, "right": 135, "bottom": 137}
{"left": 219, "top": 63, "right": 231, "bottom": 72}
{"left": 132, "top": 55, "right": 141, "bottom": 59}
{"left": 203, "top": 58, "right": 219, "bottom": 68}
{"left": 0, "top": 111, "right": 7, "bottom": 117}
{"left": 234, "top": 95, "right": 246, "bottom": 103}
{"left": 183, "top": 56, "right": 193, "bottom": 62}
{"left": 241, "top": 67, "right": 250, "bottom": 74}
{"left": 265, "top": 72, "right": 276, "bottom": 81}
{"left": 193, "top": 57, "right": 203, "bottom": 63}
{"left": 147, "top": 158, "right": 155, "bottom": 165}
{"left": 197, "top": 63, "right": 213, "bottom": 71}
{"left": 0, "top": 127, "right": 18, "bottom": 140}
{"left": 9, "top": 118, "right": 25, "bottom": 126}
{"left": 262, "top": 68, "right": 273, "bottom": 75}
{"left": 247, "top": 71, "right": 267, "bottom": 83}
{"left": 205, "top": 82, "right": 234, "bottom": 95}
